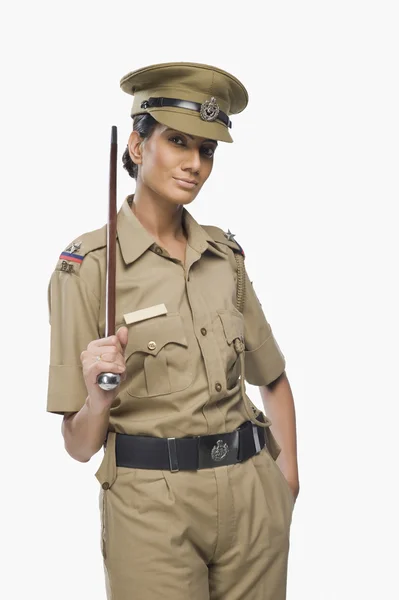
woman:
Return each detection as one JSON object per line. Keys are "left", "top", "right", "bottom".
{"left": 47, "top": 62, "right": 300, "bottom": 600}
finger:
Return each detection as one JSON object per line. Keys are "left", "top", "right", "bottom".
{"left": 95, "top": 351, "right": 119, "bottom": 363}
{"left": 90, "top": 348, "right": 125, "bottom": 363}
{"left": 116, "top": 326, "right": 129, "bottom": 353}
{"left": 83, "top": 354, "right": 125, "bottom": 371}
{"left": 88, "top": 335, "right": 124, "bottom": 354}
{"left": 87, "top": 337, "right": 124, "bottom": 356}
{"left": 81, "top": 346, "right": 123, "bottom": 365}
{"left": 86, "top": 361, "right": 125, "bottom": 385}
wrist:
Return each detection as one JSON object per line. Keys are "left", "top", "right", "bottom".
{"left": 85, "top": 394, "right": 112, "bottom": 417}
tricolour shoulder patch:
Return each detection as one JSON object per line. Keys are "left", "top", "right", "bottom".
{"left": 59, "top": 251, "right": 84, "bottom": 264}
{"left": 56, "top": 224, "right": 107, "bottom": 274}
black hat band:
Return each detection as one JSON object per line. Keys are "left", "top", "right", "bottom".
{"left": 140, "top": 97, "right": 232, "bottom": 129}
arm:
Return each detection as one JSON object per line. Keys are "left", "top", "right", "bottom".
{"left": 47, "top": 252, "right": 126, "bottom": 462}
{"left": 61, "top": 399, "right": 111, "bottom": 463}
{"left": 60, "top": 326, "right": 128, "bottom": 463}
{"left": 235, "top": 252, "right": 299, "bottom": 497}
{"left": 259, "top": 371, "right": 300, "bottom": 500}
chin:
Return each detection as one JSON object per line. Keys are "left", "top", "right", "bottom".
{"left": 165, "top": 186, "right": 199, "bottom": 205}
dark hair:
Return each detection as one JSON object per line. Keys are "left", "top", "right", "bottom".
{"left": 122, "top": 114, "right": 158, "bottom": 179}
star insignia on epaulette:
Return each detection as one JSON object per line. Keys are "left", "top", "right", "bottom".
{"left": 224, "top": 229, "right": 236, "bottom": 242}
{"left": 66, "top": 240, "right": 82, "bottom": 253}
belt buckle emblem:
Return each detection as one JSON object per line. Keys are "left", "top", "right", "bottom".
{"left": 200, "top": 96, "right": 220, "bottom": 122}
{"left": 211, "top": 440, "right": 229, "bottom": 462}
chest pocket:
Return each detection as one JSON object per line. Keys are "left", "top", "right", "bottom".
{"left": 217, "top": 308, "right": 245, "bottom": 388}
{"left": 124, "top": 313, "right": 193, "bottom": 398}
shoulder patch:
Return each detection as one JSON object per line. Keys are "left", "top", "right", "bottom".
{"left": 56, "top": 224, "right": 107, "bottom": 274}
{"left": 201, "top": 225, "right": 245, "bottom": 258}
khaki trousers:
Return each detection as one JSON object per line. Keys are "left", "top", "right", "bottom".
{"left": 96, "top": 433, "right": 294, "bottom": 600}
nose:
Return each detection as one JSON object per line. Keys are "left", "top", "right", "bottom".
{"left": 182, "top": 147, "right": 201, "bottom": 174}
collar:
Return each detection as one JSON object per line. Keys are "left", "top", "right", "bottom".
{"left": 182, "top": 208, "right": 228, "bottom": 259}
{"left": 117, "top": 196, "right": 156, "bottom": 264}
{"left": 117, "top": 195, "right": 228, "bottom": 265}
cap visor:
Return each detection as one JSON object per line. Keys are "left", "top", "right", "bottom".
{"left": 142, "top": 107, "right": 233, "bottom": 143}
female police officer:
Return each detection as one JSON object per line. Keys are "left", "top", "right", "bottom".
{"left": 47, "top": 62, "right": 300, "bottom": 600}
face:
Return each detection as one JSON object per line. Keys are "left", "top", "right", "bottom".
{"left": 128, "top": 123, "right": 218, "bottom": 206}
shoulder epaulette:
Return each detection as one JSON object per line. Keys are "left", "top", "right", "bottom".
{"left": 201, "top": 225, "right": 245, "bottom": 258}
{"left": 56, "top": 224, "right": 107, "bottom": 274}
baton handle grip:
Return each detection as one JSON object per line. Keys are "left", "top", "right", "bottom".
{"left": 97, "top": 372, "right": 121, "bottom": 391}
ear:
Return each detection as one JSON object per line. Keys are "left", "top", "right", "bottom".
{"left": 128, "top": 130, "right": 144, "bottom": 166}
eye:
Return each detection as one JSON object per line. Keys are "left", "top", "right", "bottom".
{"left": 169, "top": 135, "right": 186, "bottom": 146}
{"left": 201, "top": 146, "right": 216, "bottom": 158}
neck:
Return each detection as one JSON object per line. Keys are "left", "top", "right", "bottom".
{"left": 130, "top": 186, "right": 186, "bottom": 242}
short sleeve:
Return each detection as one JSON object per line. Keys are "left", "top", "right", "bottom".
{"left": 46, "top": 270, "right": 100, "bottom": 415}
{"left": 242, "top": 267, "right": 286, "bottom": 386}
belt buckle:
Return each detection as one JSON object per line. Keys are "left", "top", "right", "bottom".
{"left": 167, "top": 437, "right": 179, "bottom": 472}
{"left": 252, "top": 423, "right": 262, "bottom": 454}
{"left": 198, "top": 431, "right": 239, "bottom": 469}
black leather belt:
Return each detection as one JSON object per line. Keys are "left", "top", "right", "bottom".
{"left": 114, "top": 420, "right": 267, "bottom": 471}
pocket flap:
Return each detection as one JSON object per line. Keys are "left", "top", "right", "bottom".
{"left": 217, "top": 309, "right": 244, "bottom": 345}
{"left": 125, "top": 313, "right": 188, "bottom": 358}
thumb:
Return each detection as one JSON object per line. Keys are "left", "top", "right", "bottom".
{"left": 116, "top": 326, "right": 129, "bottom": 353}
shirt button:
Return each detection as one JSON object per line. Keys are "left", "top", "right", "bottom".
{"left": 215, "top": 382, "right": 222, "bottom": 392}
{"left": 102, "top": 482, "right": 110, "bottom": 490}
{"left": 200, "top": 328, "right": 207, "bottom": 336}
{"left": 154, "top": 245, "right": 163, "bottom": 255}
{"left": 148, "top": 341, "right": 157, "bottom": 351}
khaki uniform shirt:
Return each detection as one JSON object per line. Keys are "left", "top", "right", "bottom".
{"left": 47, "top": 195, "right": 286, "bottom": 438}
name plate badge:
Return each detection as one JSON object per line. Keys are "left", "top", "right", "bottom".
{"left": 123, "top": 303, "right": 168, "bottom": 325}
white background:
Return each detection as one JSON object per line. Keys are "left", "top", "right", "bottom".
{"left": 2, "top": 1, "right": 398, "bottom": 598}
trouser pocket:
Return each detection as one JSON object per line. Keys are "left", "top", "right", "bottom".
{"left": 95, "top": 431, "right": 117, "bottom": 488}
{"left": 95, "top": 432, "right": 117, "bottom": 561}
{"left": 99, "top": 486, "right": 108, "bottom": 560}
{"left": 250, "top": 447, "right": 293, "bottom": 540}
{"left": 264, "top": 447, "right": 295, "bottom": 513}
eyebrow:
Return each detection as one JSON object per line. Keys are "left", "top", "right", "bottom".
{"left": 164, "top": 127, "right": 218, "bottom": 145}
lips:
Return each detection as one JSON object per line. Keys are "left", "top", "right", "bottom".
{"left": 174, "top": 177, "right": 198, "bottom": 185}
{"left": 173, "top": 177, "right": 198, "bottom": 191}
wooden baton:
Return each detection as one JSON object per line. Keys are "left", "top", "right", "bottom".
{"left": 97, "top": 126, "right": 120, "bottom": 391}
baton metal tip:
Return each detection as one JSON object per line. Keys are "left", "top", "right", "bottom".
{"left": 97, "top": 372, "right": 121, "bottom": 391}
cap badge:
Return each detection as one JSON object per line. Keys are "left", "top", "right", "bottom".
{"left": 200, "top": 97, "right": 220, "bottom": 122}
